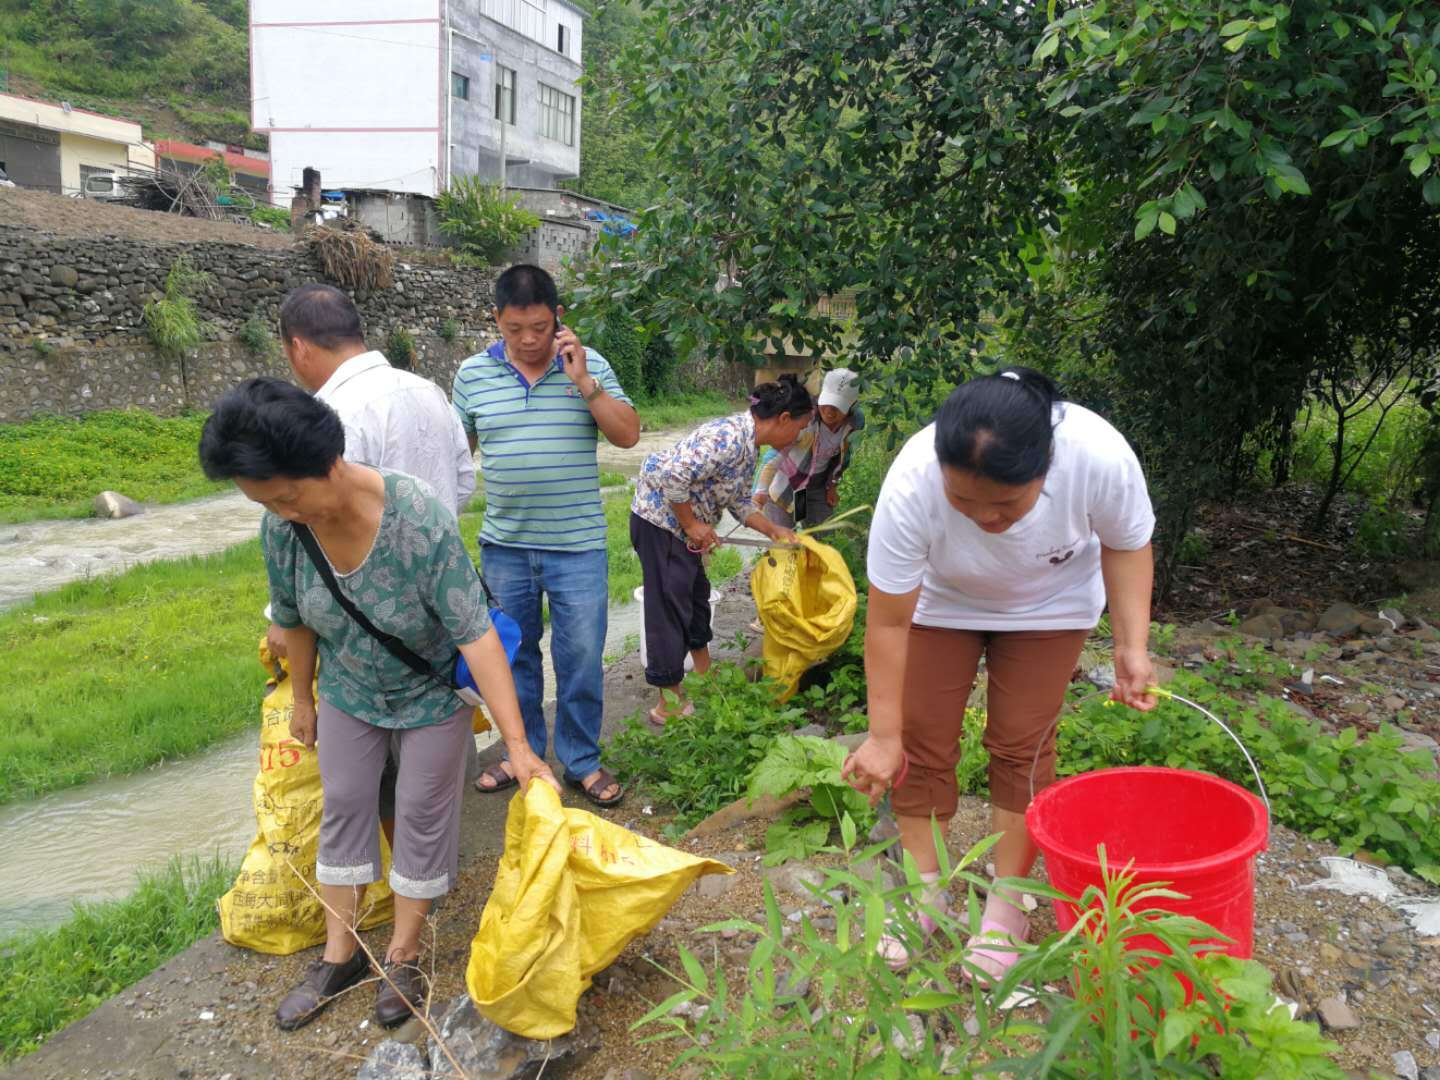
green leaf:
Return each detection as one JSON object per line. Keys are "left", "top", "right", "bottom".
{"left": 840, "top": 811, "right": 857, "bottom": 851}
{"left": 1158, "top": 211, "right": 1177, "bottom": 235}
{"left": 1135, "top": 210, "right": 1159, "bottom": 241}
{"left": 1224, "top": 31, "right": 1250, "bottom": 51}
{"left": 1034, "top": 33, "right": 1060, "bottom": 62}
{"left": 1320, "top": 129, "right": 1350, "bottom": 149}
{"left": 1411, "top": 151, "right": 1432, "bottom": 177}
{"left": 1218, "top": 19, "right": 1252, "bottom": 36}
{"left": 678, "top": 945, "right": 709, "bottom": 993}
{"left": 902, "top": 990, "right": 968, "bottom": 1010}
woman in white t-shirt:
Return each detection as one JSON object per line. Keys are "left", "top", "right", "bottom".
{"left": 842, "top": 367, "right": 1158, "bottom": 979}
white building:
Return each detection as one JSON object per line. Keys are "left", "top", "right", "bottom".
{"left": 250, "top": 0, "right": 585, "bottom": 203}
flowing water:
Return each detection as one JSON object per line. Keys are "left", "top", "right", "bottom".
{"left": 0, "top": 421, "right": 765, "bottom": 934}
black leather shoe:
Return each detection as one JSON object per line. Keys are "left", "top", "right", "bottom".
{"left": 375, "top": 959, "right": 427, "bottom": 1027}
{"left": 275, "top": 950, "right": 371, "bottom": 1031}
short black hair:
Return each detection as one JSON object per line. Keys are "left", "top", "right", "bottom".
{"left": 199, "top": 377, "right": 345, "bottom": 481}
{"left": 934, "top": 367, "right": 1060, "bottom": 485}
{"left": 750, "top": 373, "right": 814, "bottom": 420}
{"left": 494, "top": 264, "right": 559, "bottom": 315}
{"left": 278, "top": 284, "right": 365, "bottom": 350}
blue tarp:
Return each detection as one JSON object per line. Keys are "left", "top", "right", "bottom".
{"left": 583, "top": 208, "right": 637, "bottom": 238}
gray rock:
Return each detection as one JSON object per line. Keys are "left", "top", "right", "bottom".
{"left": 50, "top": 265, "right": 78, "bottom": 288}
{"left": 1420, "top": 1068, "right": 1440, "bottom": 1080}
{"left": 1426, "top": 1030, "right": 1440, "bottom": 1052}
{"left": 1394, "top": 1050, "right": 1419, "bottom": 1080}
{"left": 889, "top": 1014, "right": 926, "bottom": 1058}
{"left": 1318, "top": 603, "right": 1364, "bottom": 636}
{"left": 792, "top": 723, "right": 827, "bottom": 739}
{"left": 427, "top": 994, "right": 601, "bottom": 1078}
{"left": 1238, "top": 614, "right": 1285, "bottom": 639}
{"left": 764, "top": 863, "right": 826, "bottom": 900}
{"left": 1380, "top": 607, "right": 1407, "bottom": 630}
{"left": 697, "top": 872, "right": 737, "bottom": 899}
{"left": 93, "top": 490, "right": 143, "bottom": 519}
{"left": 1316, "top": 996, "right": 1360, "bottom": 1031}
{"left": 357, "top": 1040, "right": 428, "bottom": 1080}
{"left": 1359, "top": 617, "right": 1393, "bottom": 637}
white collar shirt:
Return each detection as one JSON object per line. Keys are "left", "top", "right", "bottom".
{"left": 314, "top": 351, "right": 475, "bottom": 518}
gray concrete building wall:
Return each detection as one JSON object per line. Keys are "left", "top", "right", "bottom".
{"left": 446, "top": 0, "right": 584, "bottom": 189}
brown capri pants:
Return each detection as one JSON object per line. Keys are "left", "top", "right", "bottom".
{"left": 891, "top": 625, "right": 1091, "bottom": 818}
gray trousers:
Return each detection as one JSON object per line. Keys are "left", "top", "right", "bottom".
{"left": 315, "top": 700, "right": 470, "bottom": 900}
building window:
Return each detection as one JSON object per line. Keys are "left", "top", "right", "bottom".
{"left": 452, "top": 72, "right": 471, "bottom": 100}
{"left": 495, "top": 65, "right": 516, "bottom": 125}
{"left": 538, "top": 83, "right": 575, "bottom": 146}
{"left": 556, "top": 24, "right": 569, "bottom": 56}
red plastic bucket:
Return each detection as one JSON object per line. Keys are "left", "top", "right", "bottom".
{"left": 1026, "top": 766, "right": 1268, "bottom": 957}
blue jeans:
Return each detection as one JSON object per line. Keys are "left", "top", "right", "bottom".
{"left": 479, "top": 544, "right": 607, "bottom": 780}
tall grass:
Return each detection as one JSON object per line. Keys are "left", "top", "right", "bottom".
{"left": 0, "top": 541, "right": 268, "bottom": 804}
{"left": 0, "top": 854, "right": 236, "bottom": 1062}
{"left": 0, "top": 411, "right": 226, "bottom": 523}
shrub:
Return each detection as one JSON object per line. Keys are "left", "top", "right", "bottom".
{"left": 385, "top": 326, "right": 417, "bottom": 371}
{"left": 438, "top": 318, "right": 461, "bottom": 343}
{"left": 143, "top": 257, "right": 210, "bottom": 358}
{"left": 249, "top": 205, "right": 291, "bottom": 230}
{"left": 589, "top": 318, "right": 644, "bottom": 397}
{"left": 641, "top": 335, "right": 680, "bottom": 398}
{"left": 435, "top": 177, "right": 540, "bottom": 264}
{"left": 237, "top": 311, "right": 278, "bottom": 358}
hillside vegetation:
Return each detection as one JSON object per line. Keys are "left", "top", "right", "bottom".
{"left": 0, "top": 0, "right": 255, "bottom": 147}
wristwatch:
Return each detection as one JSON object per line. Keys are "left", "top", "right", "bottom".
{"left": 583, "top": 380, "right": 604, "bottom": 403}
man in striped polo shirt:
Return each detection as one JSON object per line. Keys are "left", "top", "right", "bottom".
{"left": 452, "top": 264, "right": 640, "bottom": 807}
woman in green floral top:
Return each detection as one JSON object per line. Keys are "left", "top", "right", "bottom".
{"left": 200, "top": 378, "right": 559, "bottom": 1034}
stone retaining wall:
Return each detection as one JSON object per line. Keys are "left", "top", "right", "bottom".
{"left": 0, "top": 226, "right": 497, "bottom": 420}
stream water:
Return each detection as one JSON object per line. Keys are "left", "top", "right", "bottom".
{"left": 0, "top": 422, "right": 762, "bottom": 935}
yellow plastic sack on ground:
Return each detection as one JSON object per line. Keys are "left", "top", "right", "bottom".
{"left": 752, "top": 534, "right": 858, "bottom": 700}
{"left": 467, "top": 781, "right": 732, "bottom": 1038}
{"left": 218, "top": 637, "right": 395, "bottom": 954}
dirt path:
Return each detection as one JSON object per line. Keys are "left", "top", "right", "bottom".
{"left": 0, "top": 187, "right": 297, "bottom": 249}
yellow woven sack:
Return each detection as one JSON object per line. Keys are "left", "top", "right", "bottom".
{"left": 218, "top": 637, "right": 395, "bottom": 954}
{"left": 752, "top": 534, "right": 858, "bottom": 700}
{"left": 467, "top": 781, "right": 732, "bottom": 1039}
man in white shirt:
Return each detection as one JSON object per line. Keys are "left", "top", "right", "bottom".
{"left": 279, "top": 284, "right": 475, "bottom": 518}
{"left": 264, "top": 283, "right": 479, "bottom": 842}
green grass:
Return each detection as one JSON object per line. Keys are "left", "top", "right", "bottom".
{"left": 0, "top": 854, "right": 236, "bottom": 1063}
{"left": 0, "top": 411, "right": 226, "bottom": 524}
{"left": 640, "top": 393, "right": 746, "bottom": 430}
{"left": 2, "top": 480, "right": 747, "bottom": 806}
{"left": 599, "top": 470, "right": 629, "bottom": 488}
{"left": 0, "top": 541, "right": 268, "bottom": 805}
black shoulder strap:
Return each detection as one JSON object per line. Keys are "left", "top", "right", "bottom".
{"left": 290, "top": 522, "right": 437, "bottom": 678}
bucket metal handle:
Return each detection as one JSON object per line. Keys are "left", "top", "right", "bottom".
{"left": 1027, "top": 686, "right": 1271, "bottom": 820}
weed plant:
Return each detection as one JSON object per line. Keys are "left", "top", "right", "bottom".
{"left": 0, "top": 854, "right": 236, "bottom": 1062}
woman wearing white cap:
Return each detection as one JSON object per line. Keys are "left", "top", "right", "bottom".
{"left": 754, "top": 368, "right": 865, "bottom": 529}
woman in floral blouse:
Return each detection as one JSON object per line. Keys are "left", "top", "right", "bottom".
{"left": 199, "top": 378, "right": 559, "bottom": 1034}
{"left": 630, "top": 375, "right": 813, "bottom": 722}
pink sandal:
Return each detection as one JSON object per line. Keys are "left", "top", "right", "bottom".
{"left": 648, "top": 701, "right": 694, "bottom": 726}
{"left": 962, "top": 916, "right": 1029, "bottom": 984}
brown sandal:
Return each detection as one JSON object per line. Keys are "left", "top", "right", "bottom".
{"left": 473, "top": 760, "right": 517, "bottom": 794}
{"left": 566, "top": 768, "right": 624, "bottom": 808}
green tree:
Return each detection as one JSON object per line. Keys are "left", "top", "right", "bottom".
{"left": 577, "top": 1, "right": 665, "bottom": 210}
{"left": 571, "top": 0, "right": 1440, "bottom": 578}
